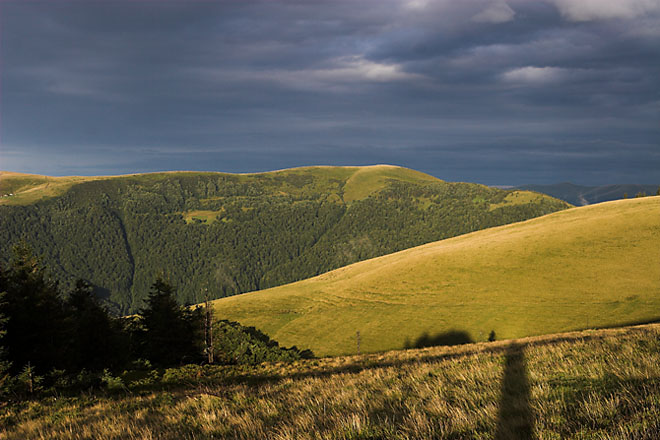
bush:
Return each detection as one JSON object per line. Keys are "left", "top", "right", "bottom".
{"left": 14, "top": 363, "right": 43, "bottom": 396}
{"left": 162, "top": 364, "right": 205, "bottom": 385}
{"left": 213, "top": 319, "right": 313, "bottom": 365}
{"left": 101, "top": 369, "right": 125, "bottom": 392}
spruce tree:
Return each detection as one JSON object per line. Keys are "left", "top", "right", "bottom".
{"left": 139, "top": 279, "right": 203, "bottom": 366}
{"left": 1, "top": 244, "right": 67, "bottom": 374}
{"left": 65, "top": 280, "right": 124, "bottom": 371}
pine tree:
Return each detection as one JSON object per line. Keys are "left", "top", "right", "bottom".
{"left": 1, "top": 244, "right": 67, "bottom": 375}
{"left": 65, "top": 279, "right": 124, "bottom": 371}
{"left": 139, "top": 279, "right": 203, "bottom": 366}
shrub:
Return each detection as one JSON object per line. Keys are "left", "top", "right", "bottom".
{"left": 101, "top": 369, "right": 125, "bottom": 392}
{"left": 213, "top": 319, "right": 313, "bottom": 365}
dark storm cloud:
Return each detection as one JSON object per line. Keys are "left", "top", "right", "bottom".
{"left": 1, "top": 0, "right": 659, "bottom": 184}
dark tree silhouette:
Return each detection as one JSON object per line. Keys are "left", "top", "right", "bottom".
{"left": 0, "top": 244, "right": 67, "bottom": 375}
{"left": 203, "top": 290, "right": 214, "bottom": 364}
{"left": 65, "top": 279, "right": 126, "bottom": 371}
{"left": 139, "top": 279, "right": 203, "bottom": 366}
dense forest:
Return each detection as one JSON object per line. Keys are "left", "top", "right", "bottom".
{"left": 0, "top": 167, "right": 570, "bottom": 314}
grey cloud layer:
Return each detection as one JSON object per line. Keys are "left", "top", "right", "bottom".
{"left": 1, "top": 0, "right": 658, "bottom": 184}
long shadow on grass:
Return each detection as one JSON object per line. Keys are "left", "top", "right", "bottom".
{"left": 234, "top": 331, "right": 618, "bottom": 385}
{"left": 164, "top": 326, "right": 657, "bottom": 395}
{"left": 495, "top": 343, "right": 535, "bottom": 440}
{"left": 404, "top": 330, "right": 473, "bottom": 349}
{"left": 213, "top": 333, "right": 611, "bottom": 388}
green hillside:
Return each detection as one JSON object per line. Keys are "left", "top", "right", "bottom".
{"left": 212, "top": 196, "right": 660, "bottom": 356}
{"left": 0, "top": 166, "right": 569, "bottom": 314}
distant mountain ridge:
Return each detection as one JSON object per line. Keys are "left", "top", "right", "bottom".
{"left": 516, "top": 182, "right": 658, "bottom": 206}
{"left": 0, "top": 165, "right": 569, "bottom": 314}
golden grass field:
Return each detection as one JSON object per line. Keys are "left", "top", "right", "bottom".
{"left": 212, "top": 196, "right": 660, "bottom": 356}
{"left": 3, "top": 324, "right": 659, "bottom": 439}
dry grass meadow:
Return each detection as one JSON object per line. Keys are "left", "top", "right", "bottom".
{"left": 2, "top": 324, "right": 660, "bottom": 439}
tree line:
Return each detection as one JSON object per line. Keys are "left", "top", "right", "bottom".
{"left": 0, "top": 245, "right": 311, "bottom": 398}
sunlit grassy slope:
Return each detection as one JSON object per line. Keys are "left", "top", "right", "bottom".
{"left": 213, "top": 196, "right": 660, "bottom": 356}
{"left": 342, "top": 165, "right": 439, "bottom": 202}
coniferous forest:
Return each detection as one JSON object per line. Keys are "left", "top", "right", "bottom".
{"left": 0, "top": 168, "right": 570, "bottom": 314}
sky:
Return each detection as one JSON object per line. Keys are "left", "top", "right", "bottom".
{"left": 1, "top": 0, "right": 659, "bottom": 185}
